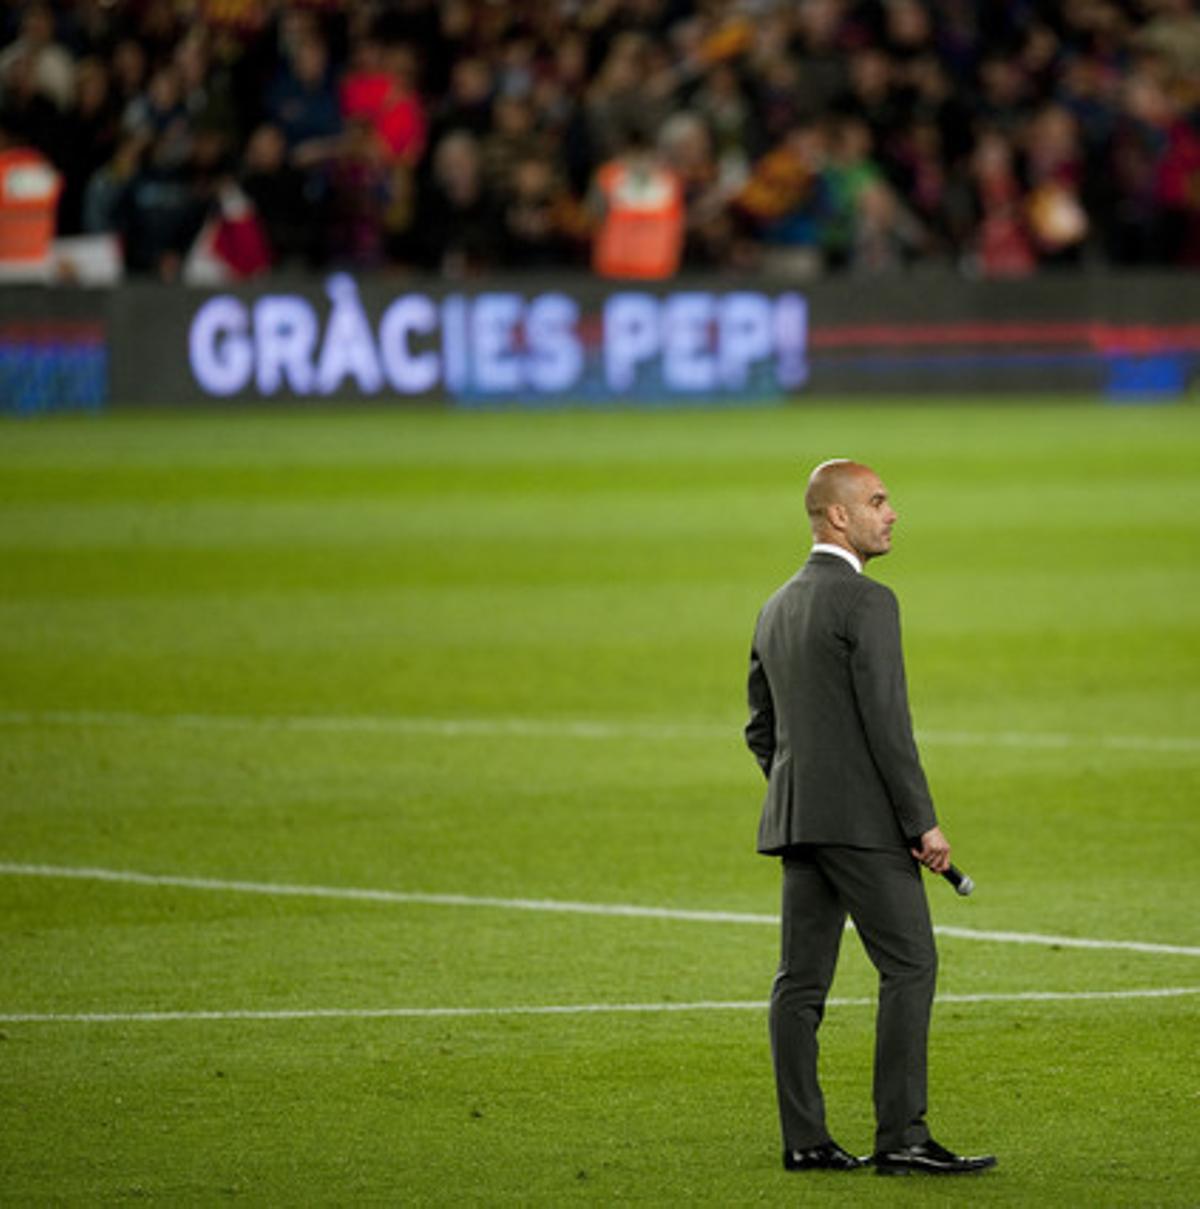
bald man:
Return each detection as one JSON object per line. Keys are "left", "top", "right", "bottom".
{"left": 744, "top": 459, "right": 996, "bottom": 1176}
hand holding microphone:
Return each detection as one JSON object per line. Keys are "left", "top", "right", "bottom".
{"left": 910, "top": 825, "right": 975, "bottom": 896}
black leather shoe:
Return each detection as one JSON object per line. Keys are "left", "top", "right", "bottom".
{"left": 783, "top": 1140, "right": 867, "bottom": 1171}
{"left": 872, "top": 1137, "right": 997, "bottom": 1176}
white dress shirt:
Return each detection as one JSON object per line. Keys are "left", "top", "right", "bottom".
{"left": 811, "top": 542, "right": 862, "bottom": 574}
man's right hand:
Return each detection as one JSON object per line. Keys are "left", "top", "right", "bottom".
{"left": 911, "top": 825, "right": 951, "bottom": 874}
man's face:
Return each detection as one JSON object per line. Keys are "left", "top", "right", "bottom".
{"left": 842, "top": 471, "right": 897, "bottom": 560}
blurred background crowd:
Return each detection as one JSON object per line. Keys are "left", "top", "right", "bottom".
{"left": 1, "top": 0, "right": 1198, "bottom": 281}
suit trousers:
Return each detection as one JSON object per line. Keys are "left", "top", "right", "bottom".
{"left": 769, "top": 844, "right": 937, "bottom": 1153}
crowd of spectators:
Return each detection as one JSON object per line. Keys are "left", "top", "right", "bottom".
{"left": 1, "top": 0, "right": 1199, "bottom": 281}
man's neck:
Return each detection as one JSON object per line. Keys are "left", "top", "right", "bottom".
{"left": 811, "top": 541, "right": 863, "bottom": 574}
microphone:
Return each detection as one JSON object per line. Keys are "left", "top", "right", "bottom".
{"left": 941, "top": 864, "right": 975, "bottom": 896}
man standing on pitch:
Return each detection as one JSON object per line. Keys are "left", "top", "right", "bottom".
{"left": 744, "top": 459, "right": 996, "bottom": 1176}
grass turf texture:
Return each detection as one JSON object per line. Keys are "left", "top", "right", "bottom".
{"left": 1, "top": 400, "right": 1198, "bottom": 1206}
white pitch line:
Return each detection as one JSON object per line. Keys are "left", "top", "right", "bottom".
{"left": 933, "top": 924, "right": 1200, "bottom": 957}
{"left": 2, "top": 987, "right": 1198, "bottom": 1026}
{"left": 923, "top": 728, "right": 1200, "bottom": 755}
{"left": 0, "top": 708, "right": 1197, "bottom": 754}
{"left": 0, "top": 862, "right": 777, "bottom": 925}
{"left": 2, "top": 862, "right": 1198, "bottom": 958}
{"left": 0, "top": 709, "right": 721, "bottom": 742}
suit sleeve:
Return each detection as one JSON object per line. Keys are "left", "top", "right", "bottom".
{"left": 848, "top": 585, "right": 938, "bottom": 839}
{"left": 744, "top": 639, "right": 775, "bottom": 780}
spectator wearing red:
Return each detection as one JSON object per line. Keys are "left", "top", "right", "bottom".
{"left": 590, "top": 127, "right": 685, "bottom": 280}
{"left": 339, "top": 36, "right": 426, "bottom": 166}
{"left": 967, "top": 129, "right": 1036, "bottom": 278}
{"left": 0, "top": 118, "right": 61, "bottom": 276}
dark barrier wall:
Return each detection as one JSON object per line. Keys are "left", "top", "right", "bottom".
{"left": 803, "top": 273, "right": 1200, "bottom": 398}
{"left": 2, "top": 272, "right": 1199, "bottom": 412}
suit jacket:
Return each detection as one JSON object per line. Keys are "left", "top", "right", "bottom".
{"left": 745, "top": 552, "right": 937, "bottom": 854}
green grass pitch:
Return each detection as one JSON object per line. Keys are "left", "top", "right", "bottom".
{"left": 1, "top": 399, "right": 1198, "bottom": 1206}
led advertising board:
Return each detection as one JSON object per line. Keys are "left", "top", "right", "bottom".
{"left": 21, "top": 271, "right": 1193, "bottom": 411}
{"left": 183, "top": 275, "right": 809, "bottom": 405}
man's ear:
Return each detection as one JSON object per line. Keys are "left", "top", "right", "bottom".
{"left": 827, "top": 502, "right": 848, "bottom": 532}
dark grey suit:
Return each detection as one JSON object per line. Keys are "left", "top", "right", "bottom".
{"left": 745, "top": 551, "right": 939, "bottom": 1153}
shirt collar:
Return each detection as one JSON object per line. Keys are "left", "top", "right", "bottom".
{"left": 811, "top": 542, "right": 862, "bottom": 574}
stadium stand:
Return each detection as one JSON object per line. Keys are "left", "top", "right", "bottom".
{"left": 0, "top": 0, "right": 1198, "bottom": 281}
